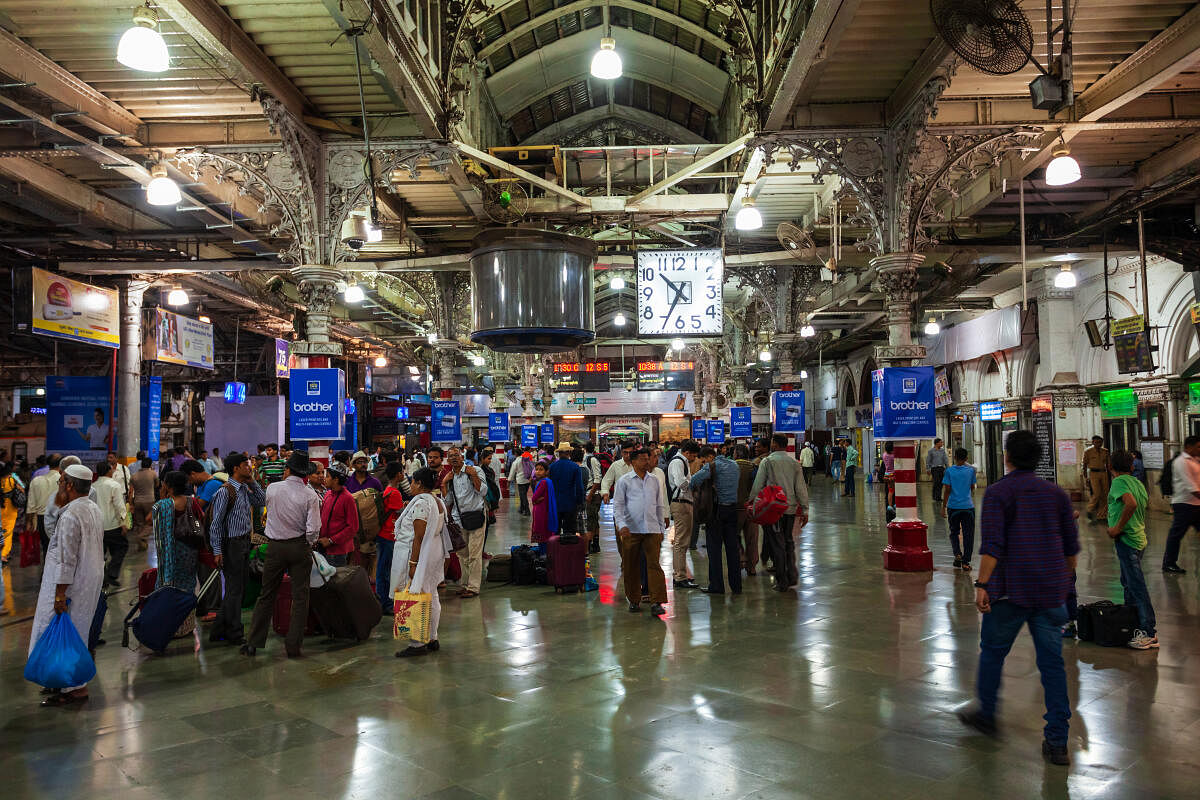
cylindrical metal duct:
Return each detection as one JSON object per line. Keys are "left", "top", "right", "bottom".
{"left": 469, "top": 228, "right": 596, "bottom": 353}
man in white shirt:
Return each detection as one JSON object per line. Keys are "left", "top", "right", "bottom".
{"left": 1163, "top": 435, "right": 1200, "bottom": 573}
{"left": 612, "top": 447, "right": 668, "bottom": 616}
{"left": 799, "top": 443, "right": 815, "bottom": 486}
{"left": 92, "top": 459, "right": 130, "bottom": 588}
{"left": 244, "top": 451, "right": 321, "bottom": 658}
{"left": 443, "top": 447, "right": 487, "bottom": 598}
{"left": 600, "top": 441, "right": 636, "bottom": 502}
{"left": 508, "top": 448, "right": 534, "bottom": 515}
{"left": 106, "top": 451, "right": 132, "bottom": 502}
{"left": 667, "top": 440, "right": 701, "bottom": 589}
{"left": 26, "top": 454, "right": 62, "bottom": 555}
{"left": 582, "top": 442, "right": 604, "bottom": 553}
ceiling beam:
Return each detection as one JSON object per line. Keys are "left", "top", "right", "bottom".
{"left": 1075, "top": 4, "right": 1200, "bottom": 122}
{"left": 1074, "top": 129, "right": 1200, "bottom": 219}
{"left": 765, "top": 0, "right": 864, "bottom": 130}
{"left": 626, "top": 134, "right": 751, "bottom": 207}
{"left": 0, "top": 28, "right": 144, "bottom": 140}
{"left": 886, "top": 39, "right": 952, "bottom": 122}
{"left": 0, "top": 157, "right": 166, "bottom": 233}
{"left": 154, "top": 0, "right": 310, "bottom": 118}
{"left": 456, "top": 141, "right": 590, "bottom": 207}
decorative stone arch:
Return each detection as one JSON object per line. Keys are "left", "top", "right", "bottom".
{"left": 1010, "top": 340, "right": 1040, "bottom": 398}
{"left": 840, "top": 373, "right": 857, "bottom": 408}
{"left": 1157, "top": 271, "right": 1200, "bottom": 374}
{"left": 858, "top": 357, "right": 878, "bottom": 406}
{"left": 972, "top": 353, "right": 1008, "bottom": 401}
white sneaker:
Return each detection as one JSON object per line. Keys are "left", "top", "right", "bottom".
{"left": 1127, "top": 630, "right": 1159, "bottom": 650}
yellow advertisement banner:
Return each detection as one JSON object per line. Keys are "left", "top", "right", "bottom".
{"left": 31, "top": 268, "right": 119, "bottom": 348}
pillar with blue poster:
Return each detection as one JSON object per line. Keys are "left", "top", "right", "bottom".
{"left": 871, "top": 366, "right": 935, "bottom": 572}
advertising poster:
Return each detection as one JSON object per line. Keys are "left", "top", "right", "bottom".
{"left": 691, "top": 418, "right": 707, "bottom": 441}
{"left": 488, "top": 412, "right": 510, "bottom": 443}
{"left": 288, "top": 368, "right": 345, "bottom": 441}
{"left": 933, "top": 368, "right": 953, "bottom": 408}
{"left": 31, "top": 267, "right": 120, "bottom": 349}
{"left": 772, "top": 390, "right": 806, "bottom": 433}
{"left": 431, "top": 400, "right": 462, "bottom": 443}
{"left": 141, "top": 376, "right": 161, "bottom": 460}
{"left": 871, "top": 367, "right": 936, "bottom": 441}
{"left": 730, "top": 406, "right": 752, "bottom": 438}
{"left": 707, "top": 419, "right": 726, "bottom": 444}
{"left": 46, "top": 375, "right": 113, "bottom": 457}
{"left": 521, "top": 425, "right": 539, "bottom": 448}
{"left": 540, "top": 422, "right": 556, "bottom": 445}
{"left": 146, "top": 308, "right": 214, "bottom": 370}
{"left": 1032, "top": 397, "right": 1057, "bottom": 484}
{"left": 274, "top": 339, "right": 291, "bottom": 378}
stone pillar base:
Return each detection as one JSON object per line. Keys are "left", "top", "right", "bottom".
{"left": 883, "top": 520, "right": 934, "bottom": 571}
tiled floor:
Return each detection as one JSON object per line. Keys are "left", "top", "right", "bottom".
{"left": 3, "top": 475, "right": 1199, "bottom": 799}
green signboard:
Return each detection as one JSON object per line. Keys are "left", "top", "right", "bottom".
{"left": 1099, "top": 387, "right": 1137, "bottom": 419}
{"left": 1190, "top": 382, "right": 1200, "bottom": 412}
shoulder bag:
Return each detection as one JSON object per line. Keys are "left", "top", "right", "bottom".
{"left": 449, "top": 471, "right": 487, "bottom": 532}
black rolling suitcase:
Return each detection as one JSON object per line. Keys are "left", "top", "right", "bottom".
{"left": 309, "top": 565, "right": 382, "bottom": 641}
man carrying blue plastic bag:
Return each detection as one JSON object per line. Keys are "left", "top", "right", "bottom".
{"left": 26, "top": 463, "right": 104, "bottom": 707}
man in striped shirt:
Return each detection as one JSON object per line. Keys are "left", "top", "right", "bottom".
{"left": 207, "top": 453, "right": 266, "bottom": 645}
{"left": 258, "top": 443, "right": 287, "bottom": 485}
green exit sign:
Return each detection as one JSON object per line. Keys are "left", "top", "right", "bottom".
{"left": 1099, "top": 387, "right": 1137, "bottom": 419}
{"left": 1190, "top": 382, "right": 1200, "bottom": 410}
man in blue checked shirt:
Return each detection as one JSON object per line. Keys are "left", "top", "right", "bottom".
{"left": 691, "top": 445, "right": 743, "bottom": 595}
{"left": 207, "top": 452, "right": 265, "bottom": 646}
{"left": 959, "top": 430, "right": 1080, "bottom": 767}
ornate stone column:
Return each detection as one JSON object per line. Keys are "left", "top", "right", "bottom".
{"left": 292, "top": 266, "right": 343, "bottom": 365}
{"left": 1034, "top": 276, "right": 1087, "bottom": 493}
{"left": 871, "top": 252, "right": 933, "bottom": 572}
{"left": 434, "top": 344, "right": 456, "bottom": 400}
{"left": 117, "top": 279, "right": 148, "bottom": 459}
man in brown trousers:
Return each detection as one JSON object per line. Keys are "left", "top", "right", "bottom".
{"left": 1081, "top": 435, "right": 1110, "bottom": 523}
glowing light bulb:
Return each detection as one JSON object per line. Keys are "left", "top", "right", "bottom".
{"left": 145, "top": 162, "right": 181, "bottom": 206}
{"left": 924, "top": 317, "right": 940, "bottom": 336}
{"left": 117, "top": 4, "right": 169, "bottom": 73}
{"left": 344, "top": 283, "right": 365, "bottom": 303}
{"left": 799, "top": 323, "right": 815, "bottom": 338}
{"left": 613, "top": 312, "right": 626, "bottom": 327}
{"left": 1054, "top": 264, "right": 1077, "bottom": 289}
{"left": 734, "top": 197, "right": 762, "bottom": 231}
{"left": 374, "top": 356, "right": 388, "bottom": 368}
{"left": 1045, "top": 146, "right": 1081, "bottom": 186}
{"left": 609, "top": 276, "right": 625, "bottom": 291}
{"left": 590, "top": 37, "right": 622, "bottom": 80}
{"left": 166, "top": 286, "right": 188, "bottom": 306}
{"left": 759, "top": 349, "right": 772, "bottom": 362}
{"left": 670, "top": 338, "right": 685, "bottom": 352}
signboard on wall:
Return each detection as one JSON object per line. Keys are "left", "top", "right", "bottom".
{"left": 871, "top": 367, "right": 936, "bottom": 440}
{"left": 771, "top": 391, "right": 806, "bottom": 433}
{"left": 288, "top": 368, "right": 345, "bottom": 441}
{"left": 692, "top": 418, "right": 707, "bottom": 440}
{"left": 487, "top": 412, "right": 509, "bottom": 443}
{"left": 979, "top": 401, "right": 1003, "bottom": 422}
{"left": 145, "top": 308, "right": 214, "bottom": 370}
{"left": 933, "top": 368, "right": 953, "bottom": 408}
{"left": 551, "top": 361, "right": 611, "bottom": 393}
{"left": 46, "top": 376, "right": 113, "bottom": 456}
{"left": 31, "top": 267, "right": 119, "bottom": 349}
{"left": 1100, "top": 387, "right": 1137, "bottom": 419}
{"left": 730, "top": 406, "right": 752, "bottom": 438}
{"left": 635, "top": 360, "right": 696, "bottom": 391}
{"left": 431, "top": 400, "right": 462, "bottom": 442}
{"left": 1032, "top": 395, "right": 1056, "bottom": 484}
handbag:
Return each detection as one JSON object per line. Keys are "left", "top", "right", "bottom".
{"left": 444, "top": 551, "right": 462, "bottom": 582}
{"left": 445, "top": 520, "right": 467, "bottom": 551}
{"left": 393, "top": 589, "right": 432, "bottom": 643}
{"left": 174, "top": 501, "right": 205, "bottom": 549}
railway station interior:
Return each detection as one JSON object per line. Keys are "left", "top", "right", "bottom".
{"left": 4, "top": 0, "right": 1200, "bottom": 797}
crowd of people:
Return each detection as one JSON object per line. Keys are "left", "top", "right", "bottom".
{"left": 8, "top": 427, "right": 1193, "bottom": 768}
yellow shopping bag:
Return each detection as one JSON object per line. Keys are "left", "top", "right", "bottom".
{"left": 393, "top": 590, "right": 432, "bottom": 644}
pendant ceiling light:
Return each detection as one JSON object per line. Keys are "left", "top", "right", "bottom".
{"left": 924, "top": 316, "right": 940, "bottom": 336}
{"left": 800, "top": 369, "right": 808, "bottom": 379}
{"left": 374, "top": 356, "right": 388, "bottom": 368}
{"left": 613, "top": 311, "right": 626, "bottom": 327}
{"left": 591, "top": 37, "right": 622, "bottom": 80}
{"left": 1053, "top": 264, "right": 1077, "bottom": 289}
{"left": 366, "top": 223, "right": 383, "bottom": 243}
{"left": 1044, "top": 141, "right": 1081, "bottom": 186}
{"left": 145, "top": 161, "right": 181, "bottom": 206}
{"left": 734, "top": 195, "right": 762, "bottom": 231}
{"left": 118, "top": 4, "right": 170, "bottom": 73}
{"left": 758, "top": 348, "right": 772, "bottom": 362}
{"left": 799, "top": 320, "right": 815, "bottom": 338}
{"left": 609, "top": 275, "right": 625, "bottom": 291}
{"left": 670, "top": 338, "right": 685, "bottom": 352}
{"left": 344, "top": 282, "right": 365, "bottom": 303}
{"left": 166, "top": 285, "right": 188, "bottom": 306}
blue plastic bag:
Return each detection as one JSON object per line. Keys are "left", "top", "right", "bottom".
{"left": 24, "top": 607, "right": 97, "bottom": 689}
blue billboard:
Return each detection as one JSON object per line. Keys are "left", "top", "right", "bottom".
{"left": 488, "top": 412, "right": 509, "bottom": 443}
{"left": 871, "top": 367, "right": 937, "bottom": 440}
{"left": 730, "top": 406, "right": 752, "bottom": 438}
{"left": 46, "top": 376, "right": 112, "bottom": 455}
{"left": 979, "top": 401, "right": 1003, "bottom": 422}
{"left": 141, "top": 376, "right": 161, "bottom": 459}
{"left": 771, "top": 390, "right": 805, "bottom": 433}
{"left": 540, "top": 422, "right": 556, "bottom": 444}
{"left": 431, "top": 400, "right": 461, "bottom": 443}
{"left": 521, "top": 424, "right": 539, "bottom": 448}
{"left": 288, "top": 368, "right": 345, "bottom": 441}
{"left": 691, "top": 418, "right": 707, "bottom": 441}
{"left": 707, "top": 419, "right": 726, "bottom": 444}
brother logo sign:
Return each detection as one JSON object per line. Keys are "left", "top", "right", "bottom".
{"left": 289, "top": 367, "right": 345, "bottom": 441}
{"left": 293, "top": 402, "right": 334, "bottom": 412}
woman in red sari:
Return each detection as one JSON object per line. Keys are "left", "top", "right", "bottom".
{"left": 529, "top": 462, "right": 558, "bottom": 543}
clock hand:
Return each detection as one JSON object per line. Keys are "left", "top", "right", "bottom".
{"left": 662, "top": 291, "right": 683, "bottom": 331}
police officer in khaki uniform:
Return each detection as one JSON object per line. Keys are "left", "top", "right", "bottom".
{"left": 1081, "top": 435, "right": 1110, "bottom": 522}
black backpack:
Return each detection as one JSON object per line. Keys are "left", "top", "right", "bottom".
{"left": 1159, "top": 455, "right": 1176, "bottom": 498}
{"left": 513, "top": 545, "right": 538, "bottom": 585}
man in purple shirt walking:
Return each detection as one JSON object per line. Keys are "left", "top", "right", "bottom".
{"left": 959, "top": 430, "right": 1080, "bottom": 766}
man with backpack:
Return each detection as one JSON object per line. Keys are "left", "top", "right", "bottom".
{"left": 667, "top": 440, "right": 700, "bottom": 589}
{"left": 1162, "top": 435, "right": 1200, "bottom": 574}
{"left": 749, "top": 434, "right": 809, "bottom": 592}
{"left": 206, "top": 454, "right": 265, "bottom": 646}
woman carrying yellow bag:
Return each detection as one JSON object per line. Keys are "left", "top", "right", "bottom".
{"left": 389, "top": 467, "right": 450, "bottom": 658}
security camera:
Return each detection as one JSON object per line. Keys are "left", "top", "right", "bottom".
{"left": 341, "top": 216, "right": 368, "bottom": 250}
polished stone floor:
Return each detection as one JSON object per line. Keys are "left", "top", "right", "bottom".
{"left": 2, "top": 474, "right": 1199, "bottom": 800}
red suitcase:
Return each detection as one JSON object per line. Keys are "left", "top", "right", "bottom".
{"left": 273, "top": 574, "right": 318, "bottom": 637}
{"left": 547, "top": 535, "right": 586, "bottom": 593}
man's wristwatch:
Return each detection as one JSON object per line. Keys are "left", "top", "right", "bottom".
{"left": 973, "top": 580, "right": 988, "bottom": 589}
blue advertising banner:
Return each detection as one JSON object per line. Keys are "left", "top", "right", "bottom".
{"left": 707, "top": 419, "right": 726, "bottom": 444}
{"left": 488, "top": 412, "right": 510, "bottom": 443}
{"left": 141, "top": 376, "right": 161, "bottom": 460}
{"left": 521, "top": 425, "right": 539, "bottom": 447}
{"left": 730, "top": 406, "right": 752, "bottom": 438}
{"left": 431, "top": 400, "right": 462, "bottom": 443}
{"left": 978, "top": 401, "right": 1003, "bottom": 422}
{"left": 329, "top": 405, "right": 358, "bottom": 453}
{"left": 46, "top": 376, "right": 112, "bottom": 455}
{"left": 771, "top": 390, "right": 805, "bottom": 433}
{"left": 540, "top": 422, "right": 556, "bottom": 444}
{"left": 871, "top": 367, "right": 937, "bottom": 440}
{"left": 691, "top": 418, "right": 707, "bottom": 440}
{"left": 288, "top": 368, "right": 345, "bottom": 441}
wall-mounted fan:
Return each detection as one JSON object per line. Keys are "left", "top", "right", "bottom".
{"left": 751, "top": 390, "right": 770, "bottom": 409}
{"left": 481, "top": 180, "right": 529, "bottom": 224}
{"left": 776, "top": 222, "right": 817, "bottom": 260}
{"left": 930, "top": 0, "right": 1032, "bottom": 76}
{"left": 713, "top": 390, "right": 730, "bottom": 410}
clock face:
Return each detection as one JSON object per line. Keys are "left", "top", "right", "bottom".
{"left": 636, "top": 249, "right": 724, "bottom": 336}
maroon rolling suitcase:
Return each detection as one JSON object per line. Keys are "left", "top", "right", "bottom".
{"left": 547, "top": 534, "right": 586, "bottom": 593}
{"left": 273, "top": 574, "right": 319, "bottom": 637}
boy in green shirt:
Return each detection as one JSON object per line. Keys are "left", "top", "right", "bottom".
{"left": 1107, "top": 450, "right": 1157, "bottom": 649}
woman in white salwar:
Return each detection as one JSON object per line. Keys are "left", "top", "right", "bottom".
{"left": 29, "top": 464, "right": 104, "bottom": 707}
{"left": 390, "top": 467, "right": 450, "bottom": 658}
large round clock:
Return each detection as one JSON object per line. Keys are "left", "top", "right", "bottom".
{"left": 636, "top": 249, "right": 724, "bottom": 336}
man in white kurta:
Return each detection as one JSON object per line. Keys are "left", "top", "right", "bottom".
{"left": 29, "top": 465, "right": 104, "bottom": 701}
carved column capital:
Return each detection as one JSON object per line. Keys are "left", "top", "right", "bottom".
{"left": 291, "top": 265, "right": 343, "bottom": 355}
